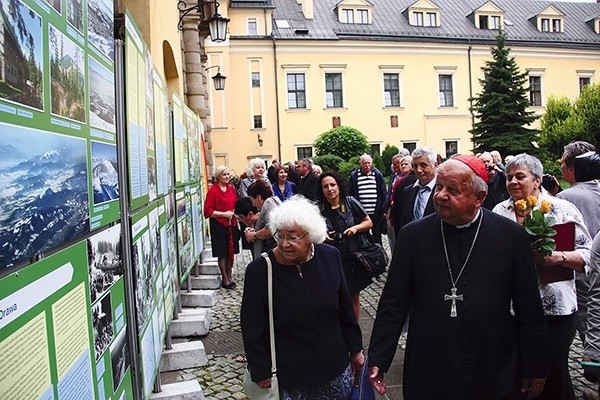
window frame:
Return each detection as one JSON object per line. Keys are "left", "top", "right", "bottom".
{"left": 529, "top": 76, "right": 542, "bottom": 107}
{"left": 325, "top": 72, "right": 344, "bottom": 108}
{"left": 426, "top": 12, "right": 437, "bottom": 27}
{"left": 402, "top": 142, "right": 417, "bottom": 154}
{"left": 383, "top": 73, "right": 401, "bottom": 107}
{"left": 286, "top": 73, "right": 306, "bottom": 109}
{"left": 541, "top": 18, "right": 550, "bottom": 32}
{"left": 342, "top": 9, "right": 354, "bottom": 23}
{"left": 253, "top": 115, "right": 263, "bottom": 129}
{"left": 445, "top": 140, "right": 458, "bottom": 159}
{"left": 251, "top": 72, "right": 260, "bottom": 88}
{"left": 491, "top": 15, "right": 500, "bottom": 29}
{"left": 552, "top": 18, "right": 561, "bottom": 32}
{"left": 438, "top": 73, "right": 454, "bottom": 108}
{"left": 247, "top": 18, "right": 258, "bottom": 35}
{"left": 579, "top": 77, "right": 591, "bottom": 93}
{"left": 413, "top": 11, "right": 424, "bottom": 26}
{"left": 357, "top": 9, "right": 368, "bottom": 24}
{"left": 296, "top": 146, "right": 313, "bottom": 160}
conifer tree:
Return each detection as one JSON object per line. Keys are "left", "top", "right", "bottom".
{"left": 470, "top": 32, "right": 539, "bottom": 156}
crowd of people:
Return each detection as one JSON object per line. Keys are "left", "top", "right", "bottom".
{"left": 203, "top": 142, "right": 600, "bottom": 400}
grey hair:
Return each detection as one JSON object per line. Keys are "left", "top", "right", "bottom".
{"left": 397, "top": 148, "right": 410, "bottom": 157}
{"left": 505, "top": 153, "right": 543, "bottom": 179}
{"left": 268, "top": 196, "right": 327, "bottom": 244}
{"left": 400, "top": 155, "right": 413, "bottom": 164}
{"left": 300, "top": 158, "right": 313, "bottom": 169}
{"left": 411, "top": 146, "right": 438, "bottom": 165}
{"left": 391, "top": 153, "right": 402, "bottom": 162}
{"left": 563, "top": 141, "right": 596, "bottom": 168}
{"left": 214, "top": 165, "right": 228, "bottom": 180}
{"left": 249, "top": 157, "right": 266, "bottom": 169}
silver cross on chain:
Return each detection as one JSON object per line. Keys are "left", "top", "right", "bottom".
{"left": 444, "top": 287, "right": 463, "bottom": 318}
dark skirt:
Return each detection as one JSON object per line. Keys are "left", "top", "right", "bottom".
{"left": 209, "top": 218, "right": 240, "bottom": 258}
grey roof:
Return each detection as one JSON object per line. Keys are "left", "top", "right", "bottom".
{"left": 230, "top": 0, "right": 274, "bottom": 9}
{"left": 266, "top": 0, "right": 600, "bottom": 49}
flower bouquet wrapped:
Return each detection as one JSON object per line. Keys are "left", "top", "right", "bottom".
{"left": 513, "top": 196, "right": 556, "bottom": 256}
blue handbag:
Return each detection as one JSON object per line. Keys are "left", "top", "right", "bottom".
{"left": 351, "top": 358, "right": 376, "bottom": 400}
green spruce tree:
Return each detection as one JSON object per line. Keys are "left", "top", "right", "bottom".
{"left": 470, "top": 32, "right": 539, "bottom": 156}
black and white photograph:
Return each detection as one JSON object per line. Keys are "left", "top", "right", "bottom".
{"left": 110, "top": 326, "right": 130, "bottom": 392}
{"left": 148, "top": 207, "right": 161, "bottom": 275}
{"left": 87, "top": 224, "right": 122, "bottom": 303}
{"left": 166, "top": 223, "right": 177, "bottom": 273}
{"left": 49, "top": 24, "right": 85, "bottom": 123}
{"left": 87, "top": 0, "right": 114, "bottom": 60}
{"left": 187, "top": 115, "right": 200, "bottom": 182}
{"left": 67, "top": 0, "right": 84, "bottom": 32}
{"left": 44, "top": 0, "right": 61, "bottom": 13}
{"left": 165, "top": 192, "right": 175, "bottom": 222}
{"left": 148, "top": 155, "right": 156, "bottom": 202}
{"left": 146, "top": 104, "right": 155, "bottom": 151}
{"left": 0, "top": 0, "right": 43, "bottom": 110}
{"left": 92, "top": 293, "right": 114, "bottom": 361}
{"left": 88, "top": 56, "right": 116, "bottom": 132}
{"left": 132, "top": 240, "right": 147, "bottom": 330}
{"left": 0, "top": 123, "right": 89, "bottom": 268}
{"left": 91, "top": 141, "right": 119, "bottom": 205}
{"left": 142, "top": 230, "right": 154, "bottom": 324}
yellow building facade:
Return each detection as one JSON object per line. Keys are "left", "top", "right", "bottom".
{"left": 205, "top": 0, "right": 600, "bottom": 174}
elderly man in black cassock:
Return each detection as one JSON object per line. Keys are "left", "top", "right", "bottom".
{"left": 368, "top": 156, "right": 549, "bottom": 400}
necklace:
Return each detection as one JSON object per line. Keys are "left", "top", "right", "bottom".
{"left": 440, "top": 215, "right": 483, "bottom": 318}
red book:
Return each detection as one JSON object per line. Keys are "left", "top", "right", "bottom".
{"left": 539, "top": 222, "right": 575, "bottom": 284}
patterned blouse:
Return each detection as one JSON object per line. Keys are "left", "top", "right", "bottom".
{"left": 493, "top": 187, "right": 592, "bottom": 316}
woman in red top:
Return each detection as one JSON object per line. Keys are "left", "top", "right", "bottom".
{"left": 204, "top": 166, "right": 240, "bottom": 289}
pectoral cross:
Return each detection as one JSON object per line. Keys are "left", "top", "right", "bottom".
{"left": 444, "top": 287, "right": 463, "bottom": 318}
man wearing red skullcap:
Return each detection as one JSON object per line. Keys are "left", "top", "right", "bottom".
{"left": 369, "top": 157, "right": 548, "bottom": 400}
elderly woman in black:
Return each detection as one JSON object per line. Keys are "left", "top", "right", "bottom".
{"left": 317, "top": 170, "right": 373, "bottom": 319}
{"left": 241, "top": 196, "right": 364, "bottom": 399}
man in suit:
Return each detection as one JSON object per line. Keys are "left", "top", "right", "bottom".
{"left": 286, "top": 160, "right": 300, "bottom": 185}
{"left": 267, "top": 159, "right": 280, "bottom": 184}
{"left": 297, "top": 158, "right": 319, "bottom": 201}
{"left": 394, "top": 147, "right": 438, "bottom": 235}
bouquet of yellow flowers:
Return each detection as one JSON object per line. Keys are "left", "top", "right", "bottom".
{"left": 513, "top": 196, "right": 556, "bottom": 256}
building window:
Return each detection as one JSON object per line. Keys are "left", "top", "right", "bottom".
{"left": 413, "top": 12, "right": 423, "bottom": 26}
{"left": 529, "top": 76, "right": 542, "bottom": 106}
{"left": 287, "top": 73, "right": 306, "bottom": 109}
{"left": 248, "top": 19, "right": 258, "bottom": 35}
{"left": 343, "top": 9, "right": 354, "bottom": 23}
{"left": 552, "top": 19, "right": 561, "bottom": 32}
{"left": 253, "top": 115, "right": 263, "bottom": 129}
{"left": 445, "top": 141, "right": 458, "bottom": 158}
{"left": 479, "top": 15, "right": 488, "bottom": 29}
{"left": 491, "top": 16, "right": 500, "bottom": 29}
{"left": 297, "top": 146, "right": 313, "bottom": 160}
{"left": 325, "top": 73, "right": 343, "bottom": 108}
{"left": 541, "top": 18, "right": 550, "bottom": 32}
{"left": 426, "top": 12, "right": 437, "bottom": 27}
{"left": 357, "top": 9, "right": 368, "bottom": 24}
{"left": 579, "top": 77, "right": 591, "bottom": 93}
{"left": 383, "top": 73, "right": 400, "bottom": 107}
{"left": 402, "top": 142, "right": 417, "bottom": 153}
{"left": 252, "top": 72, "right": 260, "bottom": 87}
{"left": 370, "top": 144, "right": 381, "bottom": 156}
{"left": 438, "top": 74, "right": 454, "bottom": 107}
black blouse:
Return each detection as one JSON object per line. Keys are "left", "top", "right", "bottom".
{"left": 241, "top": 243, "right": 363, "bottom": 389}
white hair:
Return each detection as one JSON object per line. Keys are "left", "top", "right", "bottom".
{"left": 249, "top": 157, "right": 266, "bottom": 169}
{"left": 268, "top": 196, "right": 327, "bottom": 243}
{"left": 411, "top": 147, "right": 438, "bottom": 165}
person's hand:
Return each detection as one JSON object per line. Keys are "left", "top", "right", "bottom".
{"left": 520, "top": 377, "right": 546, "bottom": 399}
{"left": 257, "top": 378, "right": 272, "bottom": 389}
{"left": 344, "top": 226, "right": 358, "bottom": 237}
{"left": 350, "top": 351, "right": 365, "bottom": 377}
{"left": 369, "top": 366, "right": 386, "bottom": 395}
{"left": 582, "top": 357, "right": 600, "bottom": 383}
{"left": 532, "top": 251, "right": 562, "bottom": 267}
{"left": 245, "top": 228, "right": 256, "bottom": 242}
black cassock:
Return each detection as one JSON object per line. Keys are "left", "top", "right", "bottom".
{"left": 369, "top": 209, "right": 548, "bottom": 400}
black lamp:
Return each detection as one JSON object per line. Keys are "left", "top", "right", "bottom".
{"left": 205, "top": 66, "right": 226, "bottom": 91}
{"left": 257, "top": 134, "right": 264, "bottom": 147}
{"left": 177, "top": 0, "right": 230, "bottom": 42}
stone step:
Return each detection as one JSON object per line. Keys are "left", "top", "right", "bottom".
{"left": 196, "top": 261, "right": 219, "bottom": 276}
{"left": 201, "top": 249, "right": 214, "bottom": 260}
{"left": 170, "top": 308, "right": 212, "bottom": 337}
{"left": 190, "top": 275, "right": 221, "bottom": 290}
{"left": 180, "top": 290, "right": 217, "bottom": 308}
{"left": 150, "top": 380, "right": 205, "bottom": 400}
{"left": 160, "top": 340, "right": 208, "bottom": 372}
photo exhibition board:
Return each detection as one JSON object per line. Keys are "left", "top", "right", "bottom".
{"left": 0, "top": 240, "right": 133, "bottom": 400}
{"left": 0, "top": 0, "right": 120, "bottom": 269}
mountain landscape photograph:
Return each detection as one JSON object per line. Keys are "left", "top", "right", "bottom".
{"left": 89, "top": 56, "right": 116, "bottom": 132}
{"left": 91, "top": 140, "right": 119, "bottom": 205}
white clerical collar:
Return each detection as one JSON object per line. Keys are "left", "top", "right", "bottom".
{"left": 455, "top": 209, "right": 482, "bottom": 229}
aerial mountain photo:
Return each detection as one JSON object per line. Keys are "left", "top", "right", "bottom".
{"left": 91, "top": 141, "right": 119, "bottom": 205}
{"left": 0, "top": 123, "right": 89, "bottom": 268}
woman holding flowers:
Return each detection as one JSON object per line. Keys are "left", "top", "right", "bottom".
{"left": 493, "top": 153, "right": 592, "bottom": 400}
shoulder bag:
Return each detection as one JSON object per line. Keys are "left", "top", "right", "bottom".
{"left": 346, "top": 198, "right": 389, "bottom": 280}
{"left": 243, "top": 253, "right": 280, "bottom": 400}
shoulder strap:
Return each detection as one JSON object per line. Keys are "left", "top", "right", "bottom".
{"left": 261, "top": 252, "right": 277, "bottom": 377}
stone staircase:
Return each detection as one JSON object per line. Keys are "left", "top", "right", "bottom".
{"left": 151, "top": 244, "right": 220, "bottom": 400}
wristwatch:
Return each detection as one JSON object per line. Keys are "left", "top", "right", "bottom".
{"left": 560, "top": 251, "right": 567, "bottom": 265}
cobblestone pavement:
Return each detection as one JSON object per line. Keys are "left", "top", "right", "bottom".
{"left": 162, "top": 237, "right": 596, "bottom": 399}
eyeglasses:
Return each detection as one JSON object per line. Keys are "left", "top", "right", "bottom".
{"left": 273, "top": 231, "right": 307, "bottom": 243}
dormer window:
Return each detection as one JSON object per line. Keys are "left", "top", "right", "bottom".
{"left": 471, "top": 1, "right": 504, "bottom": 30}
{"left": 336, "top": 0, "right": 373, "bottom": 24}
{"left": 405, "top": 0, "right": 441, "bottom": 28}
{"left": 532, "top": 5, "right": 565, "bottom": 33}
{"left": 584, "top": 15, "right": 600, "bottom": 34}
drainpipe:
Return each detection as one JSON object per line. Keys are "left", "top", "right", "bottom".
{"left": 267, "top": 9, "right": 282, "bottom": 161}
{"left": 468, "top": 42, "right": 474, "bottom": 131}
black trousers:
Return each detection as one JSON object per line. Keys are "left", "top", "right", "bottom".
{"left": 368, "top": 214, "right": 383, "bottom": 245}
{"left": 537, "top": 313, "right": 576, "bottom": 400}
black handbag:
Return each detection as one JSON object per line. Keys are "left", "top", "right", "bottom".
{"left": 352, "top": 241, "right": 388, "bottom": 279}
